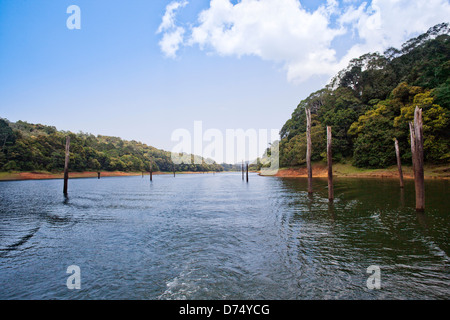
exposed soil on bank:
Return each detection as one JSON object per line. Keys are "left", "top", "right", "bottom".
{"left": 0, "top": 171, "right": 216, "bottom": 181}
{"left": 2, "top": 164, "right": 449, "bottom": 181}
{"left": 268, "top": 163, "right": 450, "bottom": 180}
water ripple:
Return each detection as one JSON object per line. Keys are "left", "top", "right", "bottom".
{"left": 0, "top": 174, "right": 448, "bottom": 299}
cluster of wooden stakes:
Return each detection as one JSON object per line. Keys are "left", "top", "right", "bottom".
{"left": 62, "top": 141, "right": 184, "bottom": 196}
{"left": 305, "top": 106, "right": 426, "bottom": 212}
{"left": 62, "top": 106, "right": 425, "bottom": 212}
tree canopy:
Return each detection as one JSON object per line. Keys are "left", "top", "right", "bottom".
{"left": 280, "top": 23, "right": 450, "bottom": 169}
{"left": 0, "top": 120, "right": 225, "bottom": 173}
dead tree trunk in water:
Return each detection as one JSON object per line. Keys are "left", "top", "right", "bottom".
{"left": 394, "top": 138, "right": 404, "bottom": 188}
{"left": 414, "top": 107, "right": 425, "bottom": 211}
{"left": 327, "top": 126, "right": 333, "bottom": 202}
{"left": 63, "top": 136, "right": 70, "bottom": 195}
{"left": 306, "top": 108, "right": 312, "bottom": 194}
{"left": 410, "top": 107, "right": 425, "bottom": 212}
{"left": 409, "top": 122, "right": 416, "bottom": 173}
{"left": 246, "top": 162, "right": 249, "bottom": 183}
{"left": 149, "top": 160, "right": 153, "bottom": 182}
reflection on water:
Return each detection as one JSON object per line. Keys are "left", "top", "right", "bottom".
{"left": 0, "top": 174, "right": 448, "bottom": 299}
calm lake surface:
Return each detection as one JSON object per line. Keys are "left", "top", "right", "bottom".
{"left": 0, "top": 173, "right": 448, "bottom": 299}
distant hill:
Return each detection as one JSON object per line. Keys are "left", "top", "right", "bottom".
{"left": 0, "top": 119, "right": 224, "bottom": 173}
{"left": 279, "top": 23, "right": 450, "bottom": 168}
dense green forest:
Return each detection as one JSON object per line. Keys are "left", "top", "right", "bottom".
{"left": 280, "top": 23, "right": 450, "bottom": 169}
{"left": 1, "top": 23, "right": 449, "bottom": 173}
{"left": 0, "top": 119, "right": 225, "bottom": 173}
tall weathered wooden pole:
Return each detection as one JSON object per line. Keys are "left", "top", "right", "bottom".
{"left": 394, "top": 138, "right": 404, "bottom": 188}
{"left": 409, "top": 122, "right": 416, "bottom": 173}
{"left": 242, "top": 160, "right": 244, "bottom": 180}
{"left": 97, "top": 172, "right": 100, "bottom": 179}
{"left": 306, "top": 108, "right": 313, "bottom": 194}
{"left": 246, "top": 162, "right": 249, "bottom": 183}
{"left": 410, "top": 107, "right": 425, "bottom": 212}
{"left": 149, "top": 160, "right": 153, "bottom": 182}
{"left": 414, "top": 107, "right": 425, "bottom": 211}
{"left": 173, "top": 164, "right": 176, "bottom": 177}
{"left": 327, "top": 126, "right": 334, "bottom": 202}
{"left": 63, "top": 136, "right": 70, "bottom": 195}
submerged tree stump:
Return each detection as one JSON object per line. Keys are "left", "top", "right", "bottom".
{"left": 409, "top": 122, "right": 416, "bottom": 173}
{"left": 150, "top": 160, "right": 153, "bottom": 182}
{"left": 327, "top": 126, "right": 333, "bottom": 202}
{"left": 306, "top": 108, "right": 312, "bottom": 194}
{"left": 410, "top": 107, "right": 425, "bottom": 212}
{"left": 246, "top": 162, "right": 249, "bottom": 183}
{"left": 63, "top": 136, "right": 70, "bottom": 195}
{"left": 394, "top": 138, "right": 404, "bottom": 188}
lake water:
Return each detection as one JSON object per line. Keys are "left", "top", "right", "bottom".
{"left": 0, "top": 173, "right": 448, "bottom": 300}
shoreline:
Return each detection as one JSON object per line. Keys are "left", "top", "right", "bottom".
{"left": 0, "top": 171, "right": 221, "bottom": 181}
{"left": 1, "top": 163, "right": 449, "bottom": 181}
{"left": 263, "top": 163, "right": 450, "bottom": 180}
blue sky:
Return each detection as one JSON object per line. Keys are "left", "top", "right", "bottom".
{"left": 0, "top": 0, "right": 449, "bottom": 159}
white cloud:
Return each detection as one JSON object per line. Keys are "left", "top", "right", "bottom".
{"left": 157, "top": 1, "right": 188, "bottom": 58}
{"left": 157, "top": 0, "right": 450, "bottom": 83}
{"left": 339, "top": 0, "right": 450, "bottom": 66}
{"left": 187, "top": 0, "right": 345, "bottom": 82}
{"left": 159, "top": 27, "right": 186, "bottom": 58}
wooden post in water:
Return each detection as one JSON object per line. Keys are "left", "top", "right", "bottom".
{"left": 327, "top": 126, "right": 333, "bottom": 202}
{"left": 394, "top": 138, "right": 404, "bottom": 188}
{"left": 409, "top": 122, "right": 416, "bottom": 173}
{"left": 149, "top": 159, "right": 153, "bottom": 182}
{"left": 63, "top": 136, "right": 70, "bottom": 195}
{"left": 306, "top": 108, "right": 313, "bottom": 194}
{"left": 246, "top": 162, "right": 249, "bottom": 183}
{"left": 242, "top": 160, "right": 244, "bottom": 180}
{"left": 173, "top": 164, "right": 176, "bottom": 177}
{"left": 410, "top": 107, "right": 425, "bottom": 212}
{"left": 97, "top": 172, "right": 100, "bottom": 179}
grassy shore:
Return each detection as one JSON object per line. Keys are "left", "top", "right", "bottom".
{"left": 0, "top": 170, "right": 217, "bottom": 181}
{"left": 269, "top": 162, "right": 450, "bottom": 179}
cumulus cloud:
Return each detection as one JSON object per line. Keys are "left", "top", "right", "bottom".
{"left": 158, "top": 26, "right": 186, "bottom": 58}
{"left": 338, "top": 0, "right": 450, "bottom": 68}
{"left": 188, "top": 0, "right": 345, "bottom": 82}
{"left": 157, "top": 1, "right": 188, "bottom": 58}
{"left": 157, "top": 0, "right": 450, "bottom": 82}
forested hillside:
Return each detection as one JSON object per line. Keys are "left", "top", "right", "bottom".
{"left": 280, "top": 23, "right": 450, "bottom": 168}
{"left": 1, "top": 24, "right": 449, "bottom": 174}
{"left": 0, "top": 119, "right": 224, "bottom": 173}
